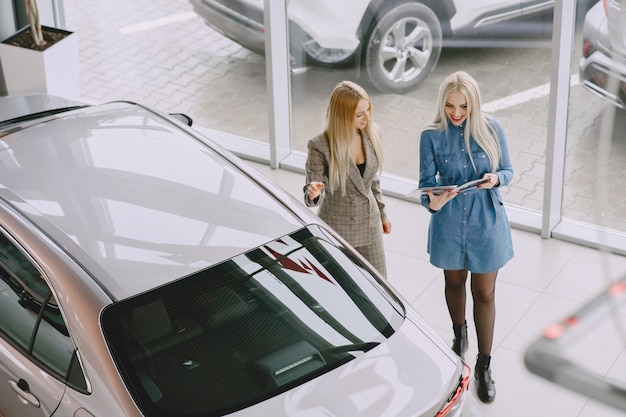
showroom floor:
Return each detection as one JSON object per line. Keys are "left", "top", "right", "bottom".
{"left": 249, "top": 161, "right": 626, "bottom": 417}
{"left": 60, "top": 0, "right": 626, "bottom": 415}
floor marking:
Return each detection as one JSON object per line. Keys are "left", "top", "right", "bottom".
{"left": 120, "top": 12, "right": 196, "bottom": 34}
{"left": 483, "top": 74, "right": 580, "bottom": 113}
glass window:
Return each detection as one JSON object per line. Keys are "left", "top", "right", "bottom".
{"left": 287, "top": 1, "right": 558, "bottom": 213}
{"left": 31, "top": 293, "right": 74, "bottom": 379}
{"left": 65, "top": 0, "right": 270, "bottom": 151}
{"left": 102, "top": 225, "right": 403, "bottom": 417}
{"left": 0, "top": 233, "right": 42, "bottom": 350}
{"left": 564, "top": 0, "right": 626, "bottom": 234}
{"left": 0, "top": 230, "right": 82, "bottom": 387}
{"left": 61, "top": 0, "right": 623, "bottom": 250}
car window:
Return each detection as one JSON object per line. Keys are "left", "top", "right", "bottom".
{"left": 0, "top": 230, "right": 86, "bottom": 391}
{"left": 102, "top": 225, "right": 404, "bottom": 417}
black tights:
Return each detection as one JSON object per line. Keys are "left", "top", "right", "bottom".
{"left": 444, "top": 269, "right": 498, "bottom": 356}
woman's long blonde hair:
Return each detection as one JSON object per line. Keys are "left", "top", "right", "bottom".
{"left": 425, "top": 71, "right": 501, "bottom": 172}
{"left": 324, "top": 80, "right": 384, "bottom": 195}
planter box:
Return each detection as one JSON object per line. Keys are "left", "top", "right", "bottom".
{"left": 0, "top": 26, "right": 79, "bottom": 99}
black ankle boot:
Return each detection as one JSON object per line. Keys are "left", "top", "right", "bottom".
{"left": 475, "top": 353, "right": 496, "bottom": 403}
{"left": 451, "top": 322, "right": 468, "bottom": 360}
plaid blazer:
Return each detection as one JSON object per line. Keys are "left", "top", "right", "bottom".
{"left": 304, "top": 131, "right": 387, "bottom": 248}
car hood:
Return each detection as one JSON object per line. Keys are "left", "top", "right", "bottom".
{"left": 232, "top": 312, "right": 459, "bottom": 417}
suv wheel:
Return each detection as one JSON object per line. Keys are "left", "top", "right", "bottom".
{"left": 365, "top": 3, "right": 442, "bottom": 94}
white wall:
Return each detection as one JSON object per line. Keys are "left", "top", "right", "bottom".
{"left": 0, "top": 2, "right": 17, "bottom": 42}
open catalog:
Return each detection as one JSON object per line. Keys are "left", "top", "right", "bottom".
{"left": 407, "top": 178, "right": 490, "bottom": 198}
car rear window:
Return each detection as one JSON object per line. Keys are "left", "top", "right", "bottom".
{"left": 102, "top": 225, "right": 403, "bottom": 417}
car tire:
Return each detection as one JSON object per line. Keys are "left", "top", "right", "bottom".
{"left": 365, "top": 2, "right": 442, "bottom": 94}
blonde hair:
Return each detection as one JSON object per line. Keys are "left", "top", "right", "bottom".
{"left": 425, "top": 71, "right": 501, "bottom": 172}
{"left": 324, "top": 80, "right": 384, "bottom": 195}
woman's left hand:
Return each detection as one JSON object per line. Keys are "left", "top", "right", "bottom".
{"left": 478, "top": 173, "right": 500, "bottom": 189}
{"left": 382, "top": 219, "right": 392, "bottom": 234}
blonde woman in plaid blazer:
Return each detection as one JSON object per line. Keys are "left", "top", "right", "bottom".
{"left": 304, "top": 81, "right": 391, "bottom": 277}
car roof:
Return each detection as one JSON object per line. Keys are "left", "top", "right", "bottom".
{"left": 0, "top": 101, "right": 305, "bottom": 300}
{"left": 0, "top": 94, "right": 87, "bottom": 125}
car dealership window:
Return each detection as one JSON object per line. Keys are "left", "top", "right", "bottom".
{"left": 283, "top": 0, "right": 626, "bottom": 250}
{"left": 286, "top": 2, "right": 555, "bottom": 212}
{"left": 58, "top": 0, "right": 626, "bottom": 253}
{"left": 561, "top": 0, "right": 626, "bottom": 239}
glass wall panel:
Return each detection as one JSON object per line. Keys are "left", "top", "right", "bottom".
{"left": 60, "top": 0, "right": 625, "bottom": 249}
{"left": 287, "top": 1, "right": 557, "bottom": 213}
{"left": 565, "top": 0, "right": 626, "bottom": 234}
{"left": 64, "top": 0, "right": 270, "bottom": 146}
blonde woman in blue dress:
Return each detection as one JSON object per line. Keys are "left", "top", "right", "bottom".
{"left": 418, "top": 71, "right": 514, "bottom": 403}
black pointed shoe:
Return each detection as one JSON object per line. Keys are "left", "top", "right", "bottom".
{"left": 451, "top": 321, "right": 468, "bottom": 360}
{"left": 475, "top": 353, "right": 496, "bottom": 403}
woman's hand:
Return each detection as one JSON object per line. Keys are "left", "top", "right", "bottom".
{"left": 382, "top": 219, "right": 391, "bottom": 234}
{"left": 427, "top": 189, "right": 458, "bottom": 212}
{"left": 308, "top": 181, "right": 325, "bottom": 200}
{"left": 478, "top": 173, "right": 500, "bottom": 189}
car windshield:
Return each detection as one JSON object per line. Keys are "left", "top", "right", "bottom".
{"left": 102, "top": 225, "right": 404, "bottom": 416}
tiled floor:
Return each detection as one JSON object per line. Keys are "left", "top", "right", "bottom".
{"left": 246, "top": 160, "right": 626, "bottom": 417}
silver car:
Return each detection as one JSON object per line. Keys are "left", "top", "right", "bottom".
{"left": 0, "top": 95, "right": 483, "bottom": 416}
{"left": 579, "top": 0, "right": 626, "bottom": 109}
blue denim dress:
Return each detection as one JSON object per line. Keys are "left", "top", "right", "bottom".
{"left": 419, "top": 117, "right": 514, "bottom": 273}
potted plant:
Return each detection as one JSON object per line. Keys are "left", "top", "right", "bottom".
{"left": 0, "top": 0, "right": 79, "bottom": 98}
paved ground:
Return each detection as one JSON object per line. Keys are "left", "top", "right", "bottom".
{"left": 62, "top": 0, "right": 626, "bottom": 233}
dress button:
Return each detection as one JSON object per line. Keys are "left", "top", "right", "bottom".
{"left": 351, "top": 201, "right": 356, "bottom": 206}
{"left": 351, "top": 216, "right": 356, "bottom": 221}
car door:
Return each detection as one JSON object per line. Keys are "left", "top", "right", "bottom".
{"left": 0, "top": 343, "right": 67, "bottom": 417}
{"left": 0, "top": 230, "right": 72, "bottom": 417}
